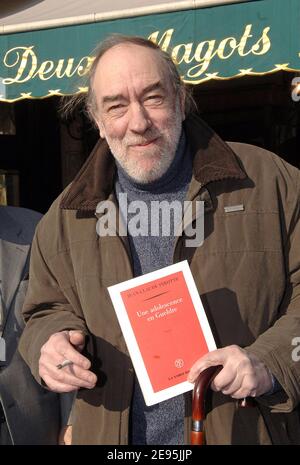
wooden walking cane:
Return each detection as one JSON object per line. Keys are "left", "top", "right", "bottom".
{"left": 191, "top": 365, "right": 255, "bottom": 445}
{"left": 191, "top": 365, "right": 222, "bottom": 445}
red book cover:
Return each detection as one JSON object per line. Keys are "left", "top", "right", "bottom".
{"left": 108, "top": 261, "right": 216, "bottom": 405}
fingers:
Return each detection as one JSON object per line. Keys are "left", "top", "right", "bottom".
{"left": 187, "top": 348, "right": 226, "bottom": 382}
{"left": 228, "top": 380, "right": 257, "bottom": 399}
{"left": 188, "top": 345, "right": 272, "bottom": 399}
{"left": 39, "top": 330, "right": 97, "bottom": 393}
{"left": 213, "top": 372, "right": 257, "bottom": 398}
{"left": 53, "top": 331, "right": 88, "bottom": 366}
{"left": 41, "top": 374, "right": 79, "bottom": 393}
{"left": 40, "top": 333, "right": 90, "bottom": 368}
{"left": 69, "top": 330, "right": 85, "bottom": 352}
{"left": 55, "top": 344, "right": 90, "bottom": 370}
{"left": 41, "top": 363, "right": 97, "bottom": 392}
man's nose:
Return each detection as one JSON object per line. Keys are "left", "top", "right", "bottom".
{"left": 128, "top": 103, "right": 152, "bottom": 133}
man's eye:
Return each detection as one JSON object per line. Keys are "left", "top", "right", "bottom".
{"left": 145, "top": 95, "right": 163, "bottom": 104}
{"left": 108, "top": 104, "right": 124, "bottom": 111}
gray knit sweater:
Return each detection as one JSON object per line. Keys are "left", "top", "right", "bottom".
{"left": 115, "top": 132, "right": 192, "bottom": 445}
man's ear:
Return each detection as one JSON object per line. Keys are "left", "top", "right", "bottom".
{"left": 96, "top": 119, "right": 105, "bottom": 139}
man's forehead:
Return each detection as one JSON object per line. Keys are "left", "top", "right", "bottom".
{"left": 99, "top": 42, "right": 161, "bottom": 63}
{"left": 94, "top": 44, "right": 170, "bottom": 100}
{"left": 97, "top": 44, "right": 167, "bottom": 77}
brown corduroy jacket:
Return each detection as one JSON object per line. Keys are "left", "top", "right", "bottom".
{"left": 19, "top": 115, "right": 300, "bottom": 444}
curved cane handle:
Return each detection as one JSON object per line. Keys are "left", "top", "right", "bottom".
{"left": 191, "top": 365, "right": 256, "bottom": 445}
{"left": 191, "top": 365, "right": 222, "bottom": 445}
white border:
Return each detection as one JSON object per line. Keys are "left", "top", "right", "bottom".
{"left": 108, "top": 260, "right": 216, "bottom": 406}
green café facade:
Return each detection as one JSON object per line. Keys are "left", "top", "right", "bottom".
{"left": 0, "top": 0, "right": 299, "bottom": 211}
{"left": 1, "top": 0, "right": 300, "bottom": 100}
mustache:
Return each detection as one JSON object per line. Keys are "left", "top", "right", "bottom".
{"left": 124, "top": 129, "right": 161, "bottom": 146}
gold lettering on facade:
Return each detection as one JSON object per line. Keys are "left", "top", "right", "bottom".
{"left": 2, "top": 24, "right": 271, "bottom": 89}
{"left": 151, "top": 24, "right": 271, "bottom": 79}
{"left": 32, "top": 60, "right": 54, "bottom": 80}
{"left": 2, "top": 46, "right": 94, "bottom": 85}
{"left": 3, "top": 46, "right": 37, "bottom": 84}
{"left": 188, "top": 40, "right": 217, "bottom": 77}
{"left": 148, "top": 29, "right": 174, "bottom": 51}
{"left": 251, "top": 27, "right": 271, "bottom": 55}
{"left": 171, "top": 43, "right": 194, "bottom": 64}
{"left": 238, "top": 25, "right": 271, "bottom": 56}
{"left": 237, "top": 24, "right": 254, "bottom": 56}
{"left": 217, "top": 37, "right": 237, "bottom": 59}
{"left": 73, "top": 56, "right": 94, "bottom": 77}
{"left": 55, "top": 58, "right": 75, "bottom": 78}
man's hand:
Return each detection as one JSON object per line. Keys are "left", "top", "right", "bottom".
{"left": 188, "top": 345, "right": 273, "bottom": 398}
{"left": 39, "top": 330, "right": 97, "bottom": 393}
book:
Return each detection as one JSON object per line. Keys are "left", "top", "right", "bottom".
{"left": 108, "top": 260, "right": 216, "bottom": 406}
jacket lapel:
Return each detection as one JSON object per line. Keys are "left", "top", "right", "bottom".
{"left": 59, "top": 114, "right": 247, "bottom": 212}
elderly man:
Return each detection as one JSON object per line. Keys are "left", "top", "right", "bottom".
{"left": 19, "top": 35, "right": 300, "bottom": 445}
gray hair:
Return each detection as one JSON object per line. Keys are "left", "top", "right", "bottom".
{"left": 61, "top": 34, "right": 196, "bottom": 124}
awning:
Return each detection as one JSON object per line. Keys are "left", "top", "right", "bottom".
{"left": 0, "top": 0, "right": 299, "bottom": 102}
